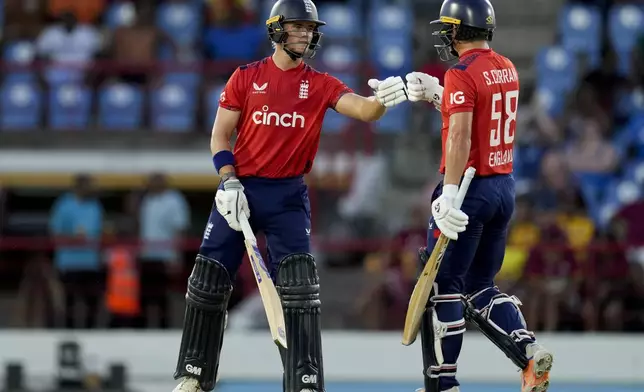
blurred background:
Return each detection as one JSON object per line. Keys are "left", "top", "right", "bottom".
{"left": 0, "top": 0, "right": 643, "bottom": 391}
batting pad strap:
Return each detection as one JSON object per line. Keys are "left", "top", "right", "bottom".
{"left": 431, "top": 293, "right": 464, "bottom": 303}
{"left": 427, "top": 363, "right": 458, "bottom": 379}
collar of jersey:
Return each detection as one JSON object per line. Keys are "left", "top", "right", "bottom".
{"left": 268, "top": 56, "right": 306, "bottom": 72}
{"left": 459, "top": 48, "right": 492, "bottom": 58}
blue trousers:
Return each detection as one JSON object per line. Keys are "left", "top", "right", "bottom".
{"left": 199, "top": 176, "right": 311, "bottom": 279}
{"left": 425, "top": 174, "right": 533, "bottom": 390}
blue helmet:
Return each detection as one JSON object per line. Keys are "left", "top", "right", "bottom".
{"left": 430, "top": 0, "right": 496, "bottom": 61}
{"left": 266, "top": 0, "right": 326, "bottom": 60}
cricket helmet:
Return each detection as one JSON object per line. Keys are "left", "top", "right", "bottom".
{"left": 430, "top": 0, "right": 496, "bottom": 61}
{"left": 266, "top": 0, "right": 326, "bottom": 60}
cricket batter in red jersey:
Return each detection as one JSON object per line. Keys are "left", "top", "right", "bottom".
{"left": 171, "top": 1, "right": 408, "bottom": 392}
{"left": 403, "top": 1, "right": 553, "bottom": 392}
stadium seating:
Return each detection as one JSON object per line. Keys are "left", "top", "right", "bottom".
{"left": 608, "top": 4, "right": 644, "bottom": 75}
{"left": 317, "top": 3, "right": 362, "bottom": 39}
{"left": 150, "top": 83, "right": 197, "bottom": 132}
{"left": 98, "top": 83, "right": 145, "bottom": 131}
{"left": 2, "top": 41, "right": 37, "bottom": 83}
{"left": 48, "top": 84, "right": 92, "bottom": 130}
{"left": 0, "top": 81, "right": 42, "bottom": 130}
{"left": 558, "top": 4, "right": 602, "bottom": 67}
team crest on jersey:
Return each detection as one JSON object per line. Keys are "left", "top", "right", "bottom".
{"left": 252, "top": 82, "right": 268, "bottom": 94}
{"left": 299, "top": 80, "right": 309, "bottom": 99}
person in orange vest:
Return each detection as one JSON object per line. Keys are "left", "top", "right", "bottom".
{"left": 106, "top": 245, "right": 140, "bottom": 328}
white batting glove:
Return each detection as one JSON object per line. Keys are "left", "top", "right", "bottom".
{"left": 215, "top": 178, "right": 250, "bottom": 232}
{"left": 431, "top": 184, "right": 468, "bottom": 241}
{"left": 405, "top": 72, "right": 443, "bottom": 111}
{"left": 368, "top": 76, "right": 408, "bottom": 108}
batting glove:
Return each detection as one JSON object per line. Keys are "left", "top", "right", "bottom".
{"left": 431, "top": 184, "right": 468, "bottom": 241}
{"left": 215, "top": 177, "right": 250, "bottom": 232}
{"left": 368, "top": 76, "right": 408, "bottom": 108}
{"left": 405, "top": 71, "right": 443, "bottom": 111}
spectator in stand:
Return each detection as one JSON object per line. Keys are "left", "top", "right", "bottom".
{"left": 565, "top": 119, "right": 619, "bottom": 176}
{"left": 49, "top": 174, "right": 104, "bottom": 329}
{"left": 203, "top": 0, "right": 264, "bottom": 62}
{"left": 137, "top": 173, "right": 189, "bottom": 329}
{"left": 107, "top": 3, "right": 178, "bottom": 86}
{"left": 523, "top": 215, "right": 580, "bottom": 331}
{"left": 497, "top": 196, "right": 540, "bottom": 293}
{"left": 580, "top": 219, "right": 629, "bottom": 331}
{"left": 35, "top": 10, "right": 103, "bottom": 85}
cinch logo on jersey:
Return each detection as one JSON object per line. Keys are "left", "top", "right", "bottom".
{"left": 252, "top": 105, "right": 306, "bottom": 128}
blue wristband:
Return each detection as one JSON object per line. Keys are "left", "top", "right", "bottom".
{"left": 213, "top": 150, "right": 235, "bottom": 173}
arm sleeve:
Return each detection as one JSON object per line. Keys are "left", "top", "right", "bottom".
{"left": 325, "top": 74, "right": 354, "bottom": 110}
{"left": 219, "top": 67, "right": 246, "bottom": 111}
{"left": 443, "top": 68, "right": 477, "bottom": 116}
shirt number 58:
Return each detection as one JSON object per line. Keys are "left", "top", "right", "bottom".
{"left": 490, "top": 90, "right": 519, "bottom": 147}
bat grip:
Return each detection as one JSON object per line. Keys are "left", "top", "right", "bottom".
{"left": 239, "top": 214, "right": 255, "bottom": 242}
{"left": 453, "top": 167, "right": 476, "bottom": 209}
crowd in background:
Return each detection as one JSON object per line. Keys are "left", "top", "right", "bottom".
{"left": 0, "top": 0, "right": 643, "bottom": 333}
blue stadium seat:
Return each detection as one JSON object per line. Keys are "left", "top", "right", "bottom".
{"left": 608, "top": 4, "right": 644, "bottom": 74}
{"left": 614, "top": 88, "right": 644, "bottom": 120}
{"left": 151, "top": 83, "right": 197, "bottom": 131}
{"left": 48, "top": 84, "right": 92, "bottom": 130}
{"left": 368, "top": 4, "right": 413, "bottom": 38}
{"left": 535, "top": 86, "right": 566, "bottom": 118}
{"left": 576, "top": 172, "right": 614, "bottom": 208}
{"left": 369, "top": 35, "right": 412, "bottom": 78}
{"left": 104, "top": 2, "right": 136, "bottom": 29}
{"left": 374, "top": 101, "right": 409, "bottom": 133}
{"left": 162, "top": 72, "right": 202, "bottom": 89}
{"left": 2, "top": 41, "right": 37, "bottom": 83}
{"left": 203, "top": 25, "right": 265, "bottom": 60}
{"left": 336, "top": 73, "right": 359, "bottom": 93}
{"left": 0, "top": 81, "right": 42, "bottom": 130}
{"left": 98, "top": 83, "right": 144, "bottom": 130}
{"left": 535, "top": 46, "right": 578, "bottom": 93}
{"left": 323, "top": 108, "right": 350, "bottom": 133}
{"left": 317, "top": 3, "right": 361, "bottom": 39}
{"left": 618, "top": 113, "right": 644, "bottom": 156}
{"left": 514, "top": 146, "right": 544, "bottom": 180}
{"left": 156, "top": 2, "right": 200, "bottom": 45}
{"left": 615, "top": 179, "right": 641, "bottom": 205}
{"left": 204, "top": 84, "right": 225, "bottom": 126}
{"left": 319, "top": 44, "right": 359, "bottom": 73}
{"left": 559, "top": 4, "right": 602, "bottom": 65}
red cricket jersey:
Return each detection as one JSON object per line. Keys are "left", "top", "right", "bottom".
{"left": 439, "top": 48, "right": 520, "bottom": 176}
{"left": 219, "top": 57, "right": 353, "bottom": 178}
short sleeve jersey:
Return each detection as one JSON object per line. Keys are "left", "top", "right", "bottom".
{"left": 219, "top": 57, "right": 353, "bottom": 178}
{"left": 439, "top": 48, "right": 520, "bottom": 176}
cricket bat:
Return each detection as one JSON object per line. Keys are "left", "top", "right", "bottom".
{"left": 240, "top": 214, "right": 287, "bottom": 349}
{"left": 401, "top": 167, "right": 476, "bottom": 346}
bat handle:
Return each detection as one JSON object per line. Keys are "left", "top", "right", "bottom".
{"left": 453, "top": 167, "right": 476, "bottom": 209}
{"left": 239, "top": 214, "right": 255, "bottom": 242}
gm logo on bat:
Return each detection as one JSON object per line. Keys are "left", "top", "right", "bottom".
{"left": 251, "top": 244, "right": 270, "bottom": 282}
{"left": 278, "top": 327, "right": 286, "bottom": 340}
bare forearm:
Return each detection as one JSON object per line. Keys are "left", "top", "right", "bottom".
{"left": 360, "top": 96, "right": 386, "bottom": 121}
{"left": 211, "top": 136, "right": 235, "bottom": 176}
{"left": 444, "top": 133, "right": 470, "bottom": 186}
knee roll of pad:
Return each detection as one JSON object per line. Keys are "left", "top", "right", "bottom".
{"left": 277, "top": 253, "right": 324, "bottom": 392}
{"left": 174, "top": 255, "right": 233, "bottom": 391}
{"left": 468, "top": 287, "right": 535, "bottom": 343}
